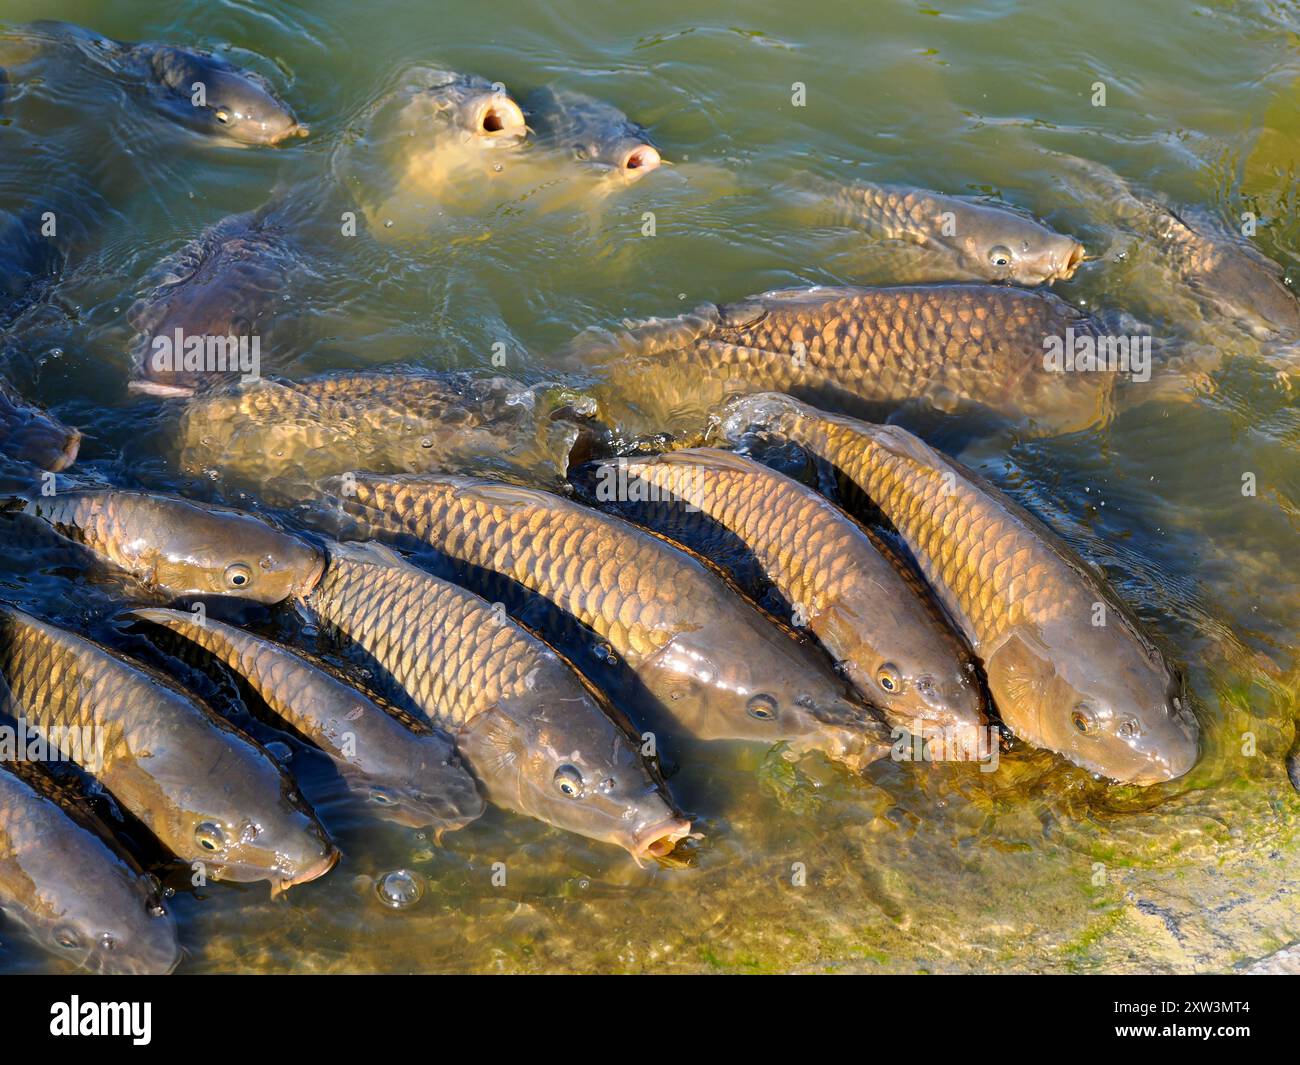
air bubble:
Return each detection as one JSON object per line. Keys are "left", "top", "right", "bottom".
{"left": 376, "top": 869, "right": 425, "bottom": 909}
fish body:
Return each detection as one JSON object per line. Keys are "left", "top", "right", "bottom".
{"left": 0, "top": 604, "right": 337, "bottom": 886}
{"left": 131, "top": 607, "right": 485, "bottom": 834}
{"left": 575, "top": 284, "right": 1117, "bottom": 436}
{"left": 0, "top": 763, "right": 179, "bottom": 974}
{"left": 602, "top": 448, "right": 985, "bottom": 735}
{"left": 20, "top": 488, "right": 324, "bottom": 603}
{"left": 721, "top": 393, "right": 1198, "bottom": 784}
{"left": 303, "top": 540, "right": 690, "bottom": 859}
{"left": 319, "top": 474, "right": 892, "bottom": 772}
{"left": 0, "top": 376, "right": 80, "bottom": 472}
{"left": 525, "top": 86, "right": 661, "bottom": 180}
{"left": 807, "top": 177, "right": 1084, "bottom": 285}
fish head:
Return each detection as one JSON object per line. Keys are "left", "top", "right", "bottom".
{"left": 149, "top": 47, "right": 305, "bottom": 145}
{"left": 28, "top": 871, "right": 180, "bottom": 975}
{"left": 150, "top": 738, "right": 338, "bottom": 890}
{"left": 143, "top": 497, "right": 325, "bottom": 602}
{"left": 987, "top": 626, "right": 1198, "bottom": 784}
{"left": 458, "top": 674, "right": 691, "bottom": 860}
{"left": 839, "top": 627, "right": 986, "bottom": 737}
{"left": 943, "top": 203, "right": 1086, "bottom": 285}
{"left": 642, "top": 609, "right": 891, "bottom": 772}
{"left": 354, "top": 733, "right": 487, "bottom": 833}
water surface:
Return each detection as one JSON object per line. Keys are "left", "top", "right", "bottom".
{"left": 0, "top": 0, "right": 1297, "bottom": 973}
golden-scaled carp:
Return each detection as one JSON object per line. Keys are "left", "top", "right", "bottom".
{"left": 602, "top": 448, "right": 986, "bottom": 735}
{"left": 720, "top": 393, "right": 1198, "bottom": 784}
{"left": 569, "top": 283, "right": 1119, "bottom": 437}
{"left": 20, "top": 489, "right": 324, "bottom": 603}
{"left": 303, "top": 540, "right": 691, "bottom": 860}
{"left": 804, "top": 177, "right": 1084, "bottom": 285}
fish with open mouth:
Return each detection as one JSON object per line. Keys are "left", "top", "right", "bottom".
{"left": 301, "top": 540, "right": 691, "bottom": 861}
{"left": 596, "top": 448, "right": 986, "bottom": 738}
{"left": 0, "top": 762, "right": 180, "bottom": 974}
{"left": 131, "top": 607, "right": 485, "bottom": 836}
{"left": 0, "top": 376, "right": 80, "bottom": 473}
{"left": 567, "top": 283, "right": 1118, "bottom": 438}
{"left": 524, "top": 86, "right": 662, "bottom": 183}
{"left": 18, "top": 21, "right": 305, "bottom": 145}
{"left": 795, "top": 176, "right": 1085, "bottom": 285}
{"left": 0, "top": 604, "right": 338, "bottom": 889}
{"left": 316, "top": 474, "right": 893, "bottom": 773}
{"left": 17, "top": 488, "right": 324, "bottom": 603}
{"left": 720, "top": 392, "right": 1199, "bottom": 784}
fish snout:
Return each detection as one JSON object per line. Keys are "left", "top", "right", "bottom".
{"left": 1047, "top": 240, "right": 1087, "bottom": 282}
{"left": 475, "top": 95, "right": 527, "bottom": 139}
{"left": 618, "top": 143, "right": 662, "bottom": 178}
{"left": 630, "top": 814, "right": 693, "bottom": 860}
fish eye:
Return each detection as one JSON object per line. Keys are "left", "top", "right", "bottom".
{"left": 876, "top": 663, "right": 902, "bottom": 694}
{"left": 1118, "top": 718, "right": 1141, "bottom": 739}
{"left": 224, "top": 562, "right": 254, "bottom": 589}
{"left": 1071, "top": 704, "right": 1095, "bottom": 735}
{"left": 100, "top": 932, "right": 116, "bottom": 952}
{"left": 53, "top": 925, "right": 82, "bottom": 950}
{"left": 553, "top": 764, "right": 584, "bottom": 798}
{"left": 370, "top": 787, "right": 398, "bottom": 806}
{"left": 195, "top": 821, "right": 227, "bottom": 852}
{"left": 988, "top": 245, "right": 1013, "bottom": 267}
{"left": 215, "top": 109, "right": 231, "bottom": 124}
{"left": 746, "top": 693, "right": 779, "bottom": 720}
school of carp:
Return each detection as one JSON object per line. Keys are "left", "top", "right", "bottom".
{"left": 0, "top": 19, "right": 1295, "bottom": 975}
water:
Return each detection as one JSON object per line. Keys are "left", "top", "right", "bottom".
{"left": 0, "top": 0, "right": 1297, "bottom": 973}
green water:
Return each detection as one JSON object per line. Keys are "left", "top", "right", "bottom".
{"left": 0, "top": 0, "right": 1297, "bottom": 973}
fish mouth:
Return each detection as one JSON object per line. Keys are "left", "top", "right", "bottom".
{"left": 270, "top": 845, "right": 340, "bottom": 898}
{"left": 1051, "top": 241, "right": 1087, "bottom": 281}
{"left": 48, "top": 429, "right": 81, "bottom": 472}
{"left": 477, "top": 97, "right": 527, "bottom": 138}
{"left": 619, "top": 144, "right": 662, "bottom": 177}
{"left": 631, "top": 816, "right": 692, "bottom": 860}
{"left": 296, "top": 547, "right": 328, "bottom": 597}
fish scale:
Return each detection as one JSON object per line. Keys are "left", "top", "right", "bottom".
{"left": 305, "top": 545, "right": 545, "bottom": 730}
{"left": 606, "top": 448, "right": 984, "bottom": 732}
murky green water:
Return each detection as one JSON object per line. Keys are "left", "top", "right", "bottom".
{"left": 0, "top": 0, "right": 1297, "bottom": 973}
